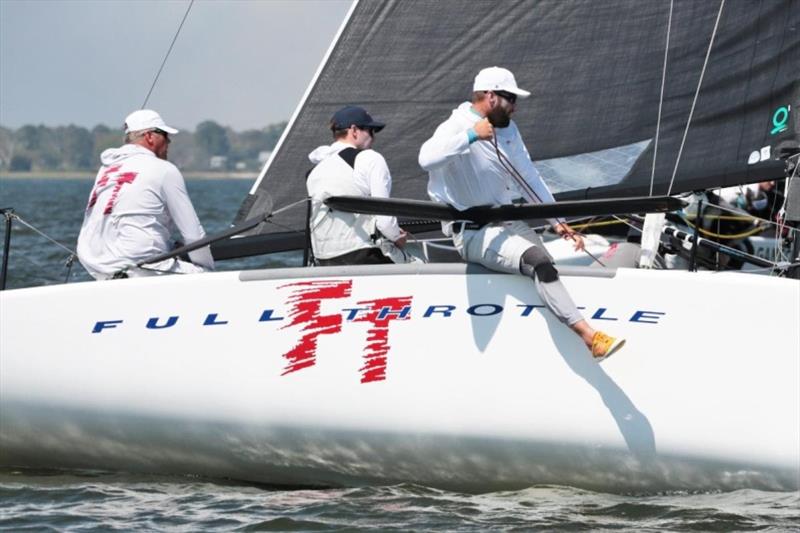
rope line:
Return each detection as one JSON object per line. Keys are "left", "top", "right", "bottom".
{"left": 667, "top": 0, "right": 726, "bottom": 195}
{"left": 571, "top": 219, "right": 628, "bottom": 231}
{"left": 679, "top": 216, "right": 768, "bottom": 239}
{"left": 141, "top": 0, "right": 195, "bottom": 109}
{"left": 489, "top": 133, "right": 606, "bottom": 266}
{"left": 691, "top": 194, "right": 798, "bottom": 233}
{"left": 650, "top": 0, "right": 674, "bottom": 196}
{"left": 10, "top": 214, "right": 77, "bottom": 256}
{"left": 684, "top": 214, "right": 771, "bottom": 222}
{"left": 612, "top": 215, "right": 644, "bottom": 234}
{"left": 269, "top": 198, "right": 309, "bottom": 218}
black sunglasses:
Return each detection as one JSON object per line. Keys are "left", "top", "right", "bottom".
{"left": 150, "top": 128, "right": 171, "bottom": 143}
{"left": 493, "top": 90, "right": 517, "bottom": 104}
{"left": 357, "top": 126, "right": 376, "bottom": 137}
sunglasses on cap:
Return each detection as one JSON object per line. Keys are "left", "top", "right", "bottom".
{"left": 493, "top": 90, "right": 517, "bottom": 104}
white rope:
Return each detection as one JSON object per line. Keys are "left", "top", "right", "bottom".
{"left": 667, "top": 0, "right": 726, "bottom": 196}
{"left": 650, "top": 0, "right": 674, "bottom": 196}
{"left": 612, "top": 215, "right": 643, "bottom": 234}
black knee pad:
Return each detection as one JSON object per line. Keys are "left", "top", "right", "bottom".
{"left": 534, "top": 262, "right": 559, "bottom": 283}
{"left": 520, "top": 246, "right": 559, "bottom": 283}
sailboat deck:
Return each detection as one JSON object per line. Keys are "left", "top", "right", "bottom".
{"left": 239, "top": 262, "right": 619, "bottom": 282}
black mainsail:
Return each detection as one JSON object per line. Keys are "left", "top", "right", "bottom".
{"left": 232, "top": 0, "right": 799, "bottom": 252}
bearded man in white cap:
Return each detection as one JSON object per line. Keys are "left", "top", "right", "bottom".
{"left": 77, "top": 109, "right": 214, "bottom": 279}
{"left": 419, "top": 67, "right": 624, "bottom": 361}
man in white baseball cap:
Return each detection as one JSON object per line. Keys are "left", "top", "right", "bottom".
{"left": 77, "top": 109, "right": 214, "bottom": 279}
{"left": 122, "top": 109, "right": 179, "bottom": 160}
{"left": 473, "top": 66, "right": 531, "bottom": 96}
{"left": 419, "top": 67, "right": 625, "bottom": 362}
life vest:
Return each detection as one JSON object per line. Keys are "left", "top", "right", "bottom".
{"left": 306, "top": 147, "right": 379, "bottom": 259}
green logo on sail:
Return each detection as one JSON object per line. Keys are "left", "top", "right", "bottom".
{"left": 771, "top": 105, "right": 790, "bottom": 135}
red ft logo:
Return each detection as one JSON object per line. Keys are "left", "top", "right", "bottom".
{"left": 279, "top": 280, "right": 412, "bottom": 383}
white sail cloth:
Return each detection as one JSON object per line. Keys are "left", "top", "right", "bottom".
{"left": 306, "top": 141, "right": 402, "bottom": 260}
{"left": 77, "top": 144, "right": 213, "bottom": 279}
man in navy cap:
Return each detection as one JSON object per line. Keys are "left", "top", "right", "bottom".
{"left": 306, "top": 105, "right": 409, "bottom": 265}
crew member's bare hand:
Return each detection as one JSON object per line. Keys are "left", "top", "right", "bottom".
{"left": 394, "top": 230, "right": 408, "bottom": 248}
{"left": 554, "top": 223, "right": 585, "bottom": 252}
{"left": 473, "top": 118, "right": 494, "bottom": 140}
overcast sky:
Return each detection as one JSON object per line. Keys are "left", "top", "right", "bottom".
{"left": 0, "top": 0, "right": 352, "bottom": 131}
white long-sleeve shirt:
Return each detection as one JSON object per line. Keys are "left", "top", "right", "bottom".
{"left": 77, "top": 144, "right": 214, "bottom": 278}
{"left": 419, "top": 102, "right": 561, "bottom": 228}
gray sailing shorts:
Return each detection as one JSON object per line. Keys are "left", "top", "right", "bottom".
{"left": 452, "top": 220, "right": 551, "bottom": 274}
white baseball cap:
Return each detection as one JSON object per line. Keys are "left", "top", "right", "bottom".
{"left": 473, "top": 66, "right": 531, "bottom": 98}
{"left": 124, "top": 109, "right": 179, "bottom": 134}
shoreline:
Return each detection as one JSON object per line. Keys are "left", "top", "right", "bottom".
{"left": 0, "top": 171, "right": 257, "bottom": 180}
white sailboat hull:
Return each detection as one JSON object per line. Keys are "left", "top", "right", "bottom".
{"left": 1, "top": 265, "right": 798, "bottom": 492}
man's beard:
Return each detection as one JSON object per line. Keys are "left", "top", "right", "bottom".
{"left": 487, "top": 107, "right": 511, "bottom": 128}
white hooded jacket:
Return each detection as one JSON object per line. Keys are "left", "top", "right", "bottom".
{"left": 77, "top": 144, "right": 214, "bottom": 278}
{"left": 306, "top": 141, "right": 401, "bottom": 259}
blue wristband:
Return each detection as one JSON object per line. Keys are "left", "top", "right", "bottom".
{"left": 467, "top": 128, "right": 478, "bottom": 144}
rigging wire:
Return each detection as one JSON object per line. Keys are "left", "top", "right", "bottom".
{"left": 240, "top": 199, "right": 314, "bottom": 235}
{"left": 667, "top": 0, "right": 726, "bottom": 196}
{"left": 690, "top": 195, "right": 798, "bottom": 232}
{"left": 270, "top": 198, "right": 311, "bottom": 218}
{"left": 650, "top": 0, "right": 674, "bottom": 197}
{"left": 5, "top": 212, "right": 78, "bottom": 282}
{"left": 10, "top": 214, "right": 77, "bottom": 257}
{"left": 612, "top": 216, "right": 643, "bottom": 234}
{"left": 141, "top": 0, "right": 195, "bottom": 109}
{"left": 682, "top": 214, "right": 770, "bottom": 222}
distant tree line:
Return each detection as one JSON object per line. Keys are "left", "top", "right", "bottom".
{"left": 0, "top": 120, "right": 287, "bottom": 172}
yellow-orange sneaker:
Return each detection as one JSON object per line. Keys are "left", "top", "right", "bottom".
{"left": 591, "top": 331, "right": 625, "bottom": 362}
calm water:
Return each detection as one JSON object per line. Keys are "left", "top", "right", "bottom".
{"left": 1, "top": 178, "right": 798, "bottom": 531}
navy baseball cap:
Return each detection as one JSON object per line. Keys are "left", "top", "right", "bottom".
{"left": 330, "top": 106, "right": 385, "bottom": 132}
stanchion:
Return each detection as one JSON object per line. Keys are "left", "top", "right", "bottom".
{"left": 1, "top": 208, "right": 14, "bottom": 291}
